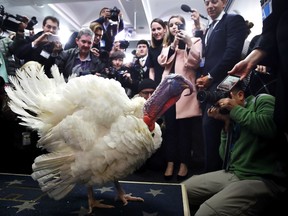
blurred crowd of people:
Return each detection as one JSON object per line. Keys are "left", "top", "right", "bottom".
{"left": 0, "top": 1, "right": 287, "bottom": 215}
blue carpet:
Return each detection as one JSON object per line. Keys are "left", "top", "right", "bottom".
{"left": 0, "top": 173, "right": 190, "bottom": 216}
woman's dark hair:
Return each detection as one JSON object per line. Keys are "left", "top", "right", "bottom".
{"left": 150, "top": 18, "right": 166, "bottom": 48}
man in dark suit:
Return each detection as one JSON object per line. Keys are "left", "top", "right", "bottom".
{"left": 10, "top": 16, "right": 62, "bottom": 78}
{"left": 195, "top": 0, "right": 247, "bottom": 172}
{"left": 229, "top": 0, "right": 288, "bottom": 134}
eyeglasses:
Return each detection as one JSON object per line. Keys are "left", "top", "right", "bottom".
{"left": 204, "top": 0, "right": 219, "bottom": 6}
{"left": 140, "top": 90, "right": 154, "bottom": 95}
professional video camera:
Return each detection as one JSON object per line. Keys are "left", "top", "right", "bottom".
{"left": 109, "top": 6, "right": 120, "bottom": 22}
{"left": 197, "top": 75, "right": 241, "bottom": 104}
{"left": 0, "top": 5, "right": 38, "bottom": 32}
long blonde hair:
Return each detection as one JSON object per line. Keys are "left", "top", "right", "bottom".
{"left": 163, "top": 15, "right": 186, "bottom": 47}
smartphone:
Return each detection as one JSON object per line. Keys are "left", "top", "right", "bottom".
{"left": 217, "top": 75, "right": 241, "bottom": 92}
{"left": 47, "top": 34, "right": 60, "bottom": 42}
{"left": 177, "top": 24, "right": 186, "bottom": 49}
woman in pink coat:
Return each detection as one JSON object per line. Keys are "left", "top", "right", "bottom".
{"left": 158, "top": 15, "right": 204, "bottom": 180}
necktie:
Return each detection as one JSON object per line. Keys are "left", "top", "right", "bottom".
{"left": 206, "top": 20, "right": 216, "bottom": 43}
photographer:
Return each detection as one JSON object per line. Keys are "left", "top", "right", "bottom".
{"left": 184, "top": 80, "right": 288, "bottom": 216}
{"left": 93, "top": 7, "right": 124, "bottom": 52}
{"left": 55, "top": 28, "right": 102, "bottom": 81}
{"left": 10, "top": 15, "right": 62, "bottom": 78}
{"left": 103, "top": 51, "right": 136, "bottom": 98}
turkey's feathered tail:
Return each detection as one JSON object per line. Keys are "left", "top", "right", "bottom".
{"left": 6, "top": 64, "right": 78, "bottom": 199}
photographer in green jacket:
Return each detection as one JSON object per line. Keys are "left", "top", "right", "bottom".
{"left": 184, "top": 80, "right": 287, "bottom": 216}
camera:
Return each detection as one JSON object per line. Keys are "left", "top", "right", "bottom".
{"left": 98, "top": 49, "right": 110, "bottom": 60}
{"left": 107, "top": 67, "right": 126, "bottom": 81}
{"left": 197, "top": 75, "right": 241, "bottom": 104}
{"left": 0, "top": 5, "right": 38, "bottom": 32}
{"left": 109, "top": 6, "right": 120, "bottom": 22}
{"left": 119, "top": 40, "right": 129, "bottom": 50}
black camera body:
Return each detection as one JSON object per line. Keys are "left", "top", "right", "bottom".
{"left": 197, "top": 89, "right": 230, "bottom": 104}
{"left": 107, "top": 67, "right": 126, "bottom": 81}
{"left": 197, "top": 75, "right": 241, "bottom": 104}
{"left": 119, "top": 40, "right": 129, "bottom": 49}
{"left": 109, "top": 6, "right": 120, "bottom": 22}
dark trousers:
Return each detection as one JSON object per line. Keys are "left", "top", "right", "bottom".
{"left": 201, "top": 102, "right": 224, "bottom": 172}
{"left": 163, "top": 105, "right": 205, "bottom": 169}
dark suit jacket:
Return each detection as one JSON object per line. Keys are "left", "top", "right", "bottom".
{"left": 203, "top": 13, "right": 247, "bottom": 91}
{"left": 11, "top": 31, "right": 57, "bottom": 78}
{"left": 93, "top": 17, "right": 124, "bottom": 52}
{"left": 255, "top": 0, "right": 288, "bottom": 132}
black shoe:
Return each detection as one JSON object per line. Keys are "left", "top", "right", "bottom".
{"left": 164, "top": 175, "right": 173, "bottom": 181}
{"left": 176, "top": 174, "right": 189, "bottom": 182}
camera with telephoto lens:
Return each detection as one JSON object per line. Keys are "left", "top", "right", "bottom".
{"left": 109, "top": 6, "right": 120, "bottom": 22}
{"left": 0, "top": 5, "right": 38, "bottom": 32}
{"left": 197, "top": 75, "right": 241, "bottom": 104}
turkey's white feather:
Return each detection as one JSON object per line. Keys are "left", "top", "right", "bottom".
{"left": 6, "top": 64, "right": 162, "bottom": 200}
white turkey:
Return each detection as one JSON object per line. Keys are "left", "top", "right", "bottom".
{"left": 5, "top": 62, "right": 193, "bottom": 213}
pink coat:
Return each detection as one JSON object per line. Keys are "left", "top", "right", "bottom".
{"left": 158, "top": 38, "right": 202, "bottom": 119}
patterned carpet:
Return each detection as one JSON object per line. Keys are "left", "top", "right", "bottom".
{"left": 0, "top": 173, "right": 190, "bottom": 216}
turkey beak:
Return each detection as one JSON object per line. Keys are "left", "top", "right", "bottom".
{"left": 183, "top": 79, "right": 194, "bottom": 96}
{"left": 143, "top": 75, "right": 194, "bottom": 132}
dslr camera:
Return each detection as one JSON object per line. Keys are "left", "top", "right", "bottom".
{"left": 109, "top": 6, "right": 120, "bottom": 22}
{"left": 119, "top": 40, "right": 129, "bottom": 50}
{"left": 197, "top": 75, "right": 241, "bottom": 104}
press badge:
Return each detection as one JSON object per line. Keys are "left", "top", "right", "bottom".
{"left": 262, "top": 0, "right": 272, "bottom": 21}
{"left": 40, "top": 50, "right": 50, "bottom": 59}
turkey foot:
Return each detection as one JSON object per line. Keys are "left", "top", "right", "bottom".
{"left": 117, "top": 193, "right": 144, "bottom": 206}
{"left": 87, "top": 186, "right": 115, "bottom": 213}
{"left": 114, "top": 180, "right": 144, "bottom": 206}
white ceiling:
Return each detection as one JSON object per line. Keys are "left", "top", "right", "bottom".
{"left": 1, "top": 0, "right": 263, "bottom": 43}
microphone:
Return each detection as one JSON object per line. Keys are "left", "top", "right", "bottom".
{"left": 181, "top": 4, "right": 208, "bottom": 20}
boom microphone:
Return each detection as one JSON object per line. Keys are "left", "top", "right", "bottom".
{"left": 181, "top": 4, "right": 208, "bottom": 20}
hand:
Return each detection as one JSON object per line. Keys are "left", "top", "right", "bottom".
{"left": 196, "top": 75, "right": 212, "bottom": 89}
{"left": 228, "top": 49, "right": 267, "bottom": 80}
{"left": 191, "top": 9, "right": 200, "bottom": 22}
{"left": 18, "top": 16, "right": 29, "bottom": 31}
{"left": 207, "top": 106, "right": 230, "bottom": 132}
{"left": 52, "top": 41, "right": 63, "bottom": 54}
{"left": 217, "top": 96, "right": 238, "bottom": 112}
{"left": 227, "top": 59, "right": 251, "bottom": 80}
{"left": 177, "top": 30, "right": 192, "bottom": 48}
{"left": 90, "top": 48, "right": 100, "bottom": 57}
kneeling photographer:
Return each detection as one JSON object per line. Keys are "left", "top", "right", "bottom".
{"left": 184, "top": 79, "right": 288, "bottom": 216}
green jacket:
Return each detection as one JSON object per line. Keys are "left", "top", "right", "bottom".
{"left": 219, "top": 94, "right": 287, "bottom": 184}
